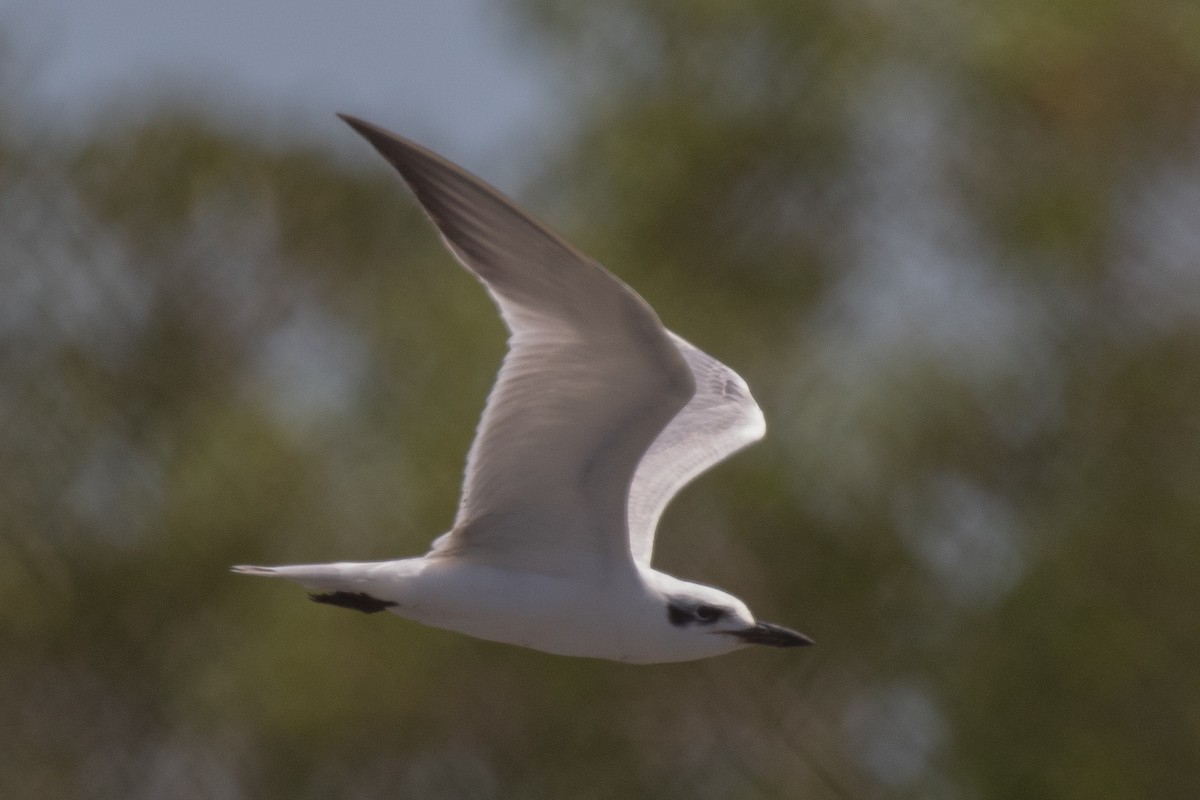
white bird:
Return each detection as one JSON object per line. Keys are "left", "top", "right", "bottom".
{"left": 233, "top": 115, "right": 812, "bottom": 663}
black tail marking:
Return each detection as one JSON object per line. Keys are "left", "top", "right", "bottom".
{"left": 309, "top": 591, "right": 397, "bottom": 614}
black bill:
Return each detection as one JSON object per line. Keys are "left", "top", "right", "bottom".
{"left": 729, "top": 621, "right": 814, "bottom": 648}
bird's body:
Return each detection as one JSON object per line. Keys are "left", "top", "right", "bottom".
{"left": 233, "top": 115, "right": 811, "bottom": 663}
{"left": 238, "top": 560, "right": 753, "bottom": 663}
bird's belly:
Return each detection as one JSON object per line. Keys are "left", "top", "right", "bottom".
{"left": 389, "top": 562, "right": 658, "bottom": 661}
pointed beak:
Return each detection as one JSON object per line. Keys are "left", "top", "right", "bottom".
{"left": 729, "top": 621, "right": 814, "bottom": 648}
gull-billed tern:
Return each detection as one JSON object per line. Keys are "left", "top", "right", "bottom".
{"left": 233, "top": 115, "right": 812, "bottom": 663}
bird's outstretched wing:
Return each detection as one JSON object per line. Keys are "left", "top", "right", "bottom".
{"left": 340, "top": 115, "right": 694, "bottom": 578}
{"left": 626, "top": 333, "right": 766, "bottom": 565}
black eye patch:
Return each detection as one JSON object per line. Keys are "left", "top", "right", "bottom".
{"left": 668, "top": 602, "right": 691, "bottom": 627}
{"left": 667, "top": 600, "right": 726, "bottom": 627}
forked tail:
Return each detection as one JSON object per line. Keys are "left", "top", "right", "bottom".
{"left": 231, "top": 563, "right": 353, "bottom": 588}
{"left": 230, "top": 565, "right": 279, "bottom": 577}
{"left": 231, "top": 563, "right": 400, "bottom": 614}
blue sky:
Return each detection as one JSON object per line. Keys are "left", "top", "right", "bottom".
{"left": 10, "top": 0, "right": 557, "bottom": 171}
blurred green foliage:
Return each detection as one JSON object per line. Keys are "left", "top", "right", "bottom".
{"left": 3, "top": 0, "right": 1199, "bottom": 797}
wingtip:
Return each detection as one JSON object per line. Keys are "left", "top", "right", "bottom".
{"left": 337, "top": 113, "right": 398, "bottom": 148}
{"left": 336, "top": 113, "right": 428, "bottom": 174}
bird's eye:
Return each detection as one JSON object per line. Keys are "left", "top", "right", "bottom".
{"left": 695, "top": 605, "right": 723, "bottom": 623}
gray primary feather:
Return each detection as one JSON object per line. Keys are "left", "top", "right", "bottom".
{"left": 339, "top": 115, "right": 763, "bottom": 578}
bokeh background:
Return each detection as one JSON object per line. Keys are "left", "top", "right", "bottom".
{"left": 4, "top": 1, "right": 1200, "bottom": 797}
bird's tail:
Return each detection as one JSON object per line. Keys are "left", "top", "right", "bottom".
{"left": 231, "top": 563, "right": 366, "bottom": 592}
{"left": 232, "top": 562, "right": 403, "bottom": 614}
{"left": 230, "top": 565, "right": 281, "bottom": 577}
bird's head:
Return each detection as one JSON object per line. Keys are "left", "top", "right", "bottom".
{"left": 648, "top": 574, "right": 813, "bottom": 659}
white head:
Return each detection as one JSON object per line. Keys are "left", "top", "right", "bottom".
{"left": 637, "top": 572, "right": 812, "bottom": 663}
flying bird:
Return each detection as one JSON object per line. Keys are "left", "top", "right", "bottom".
{"left": 233, "top": 115, "right": 812, "bottom": 663}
